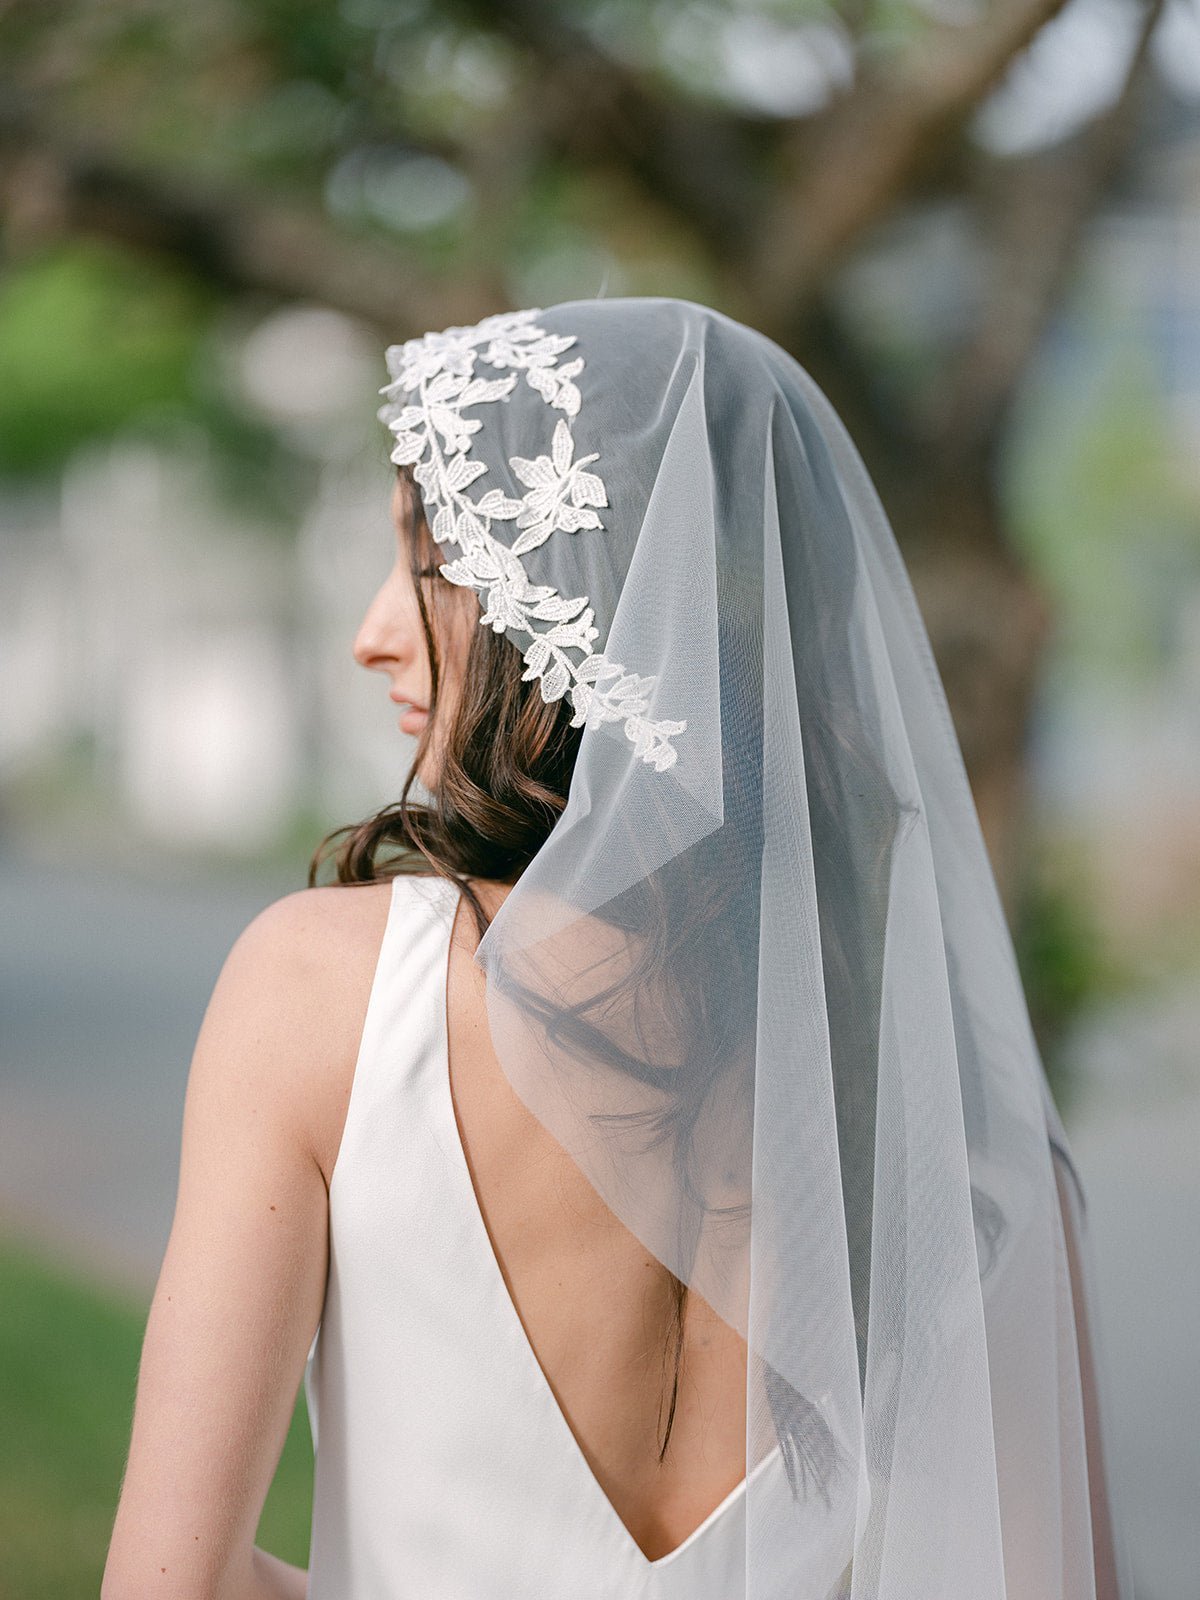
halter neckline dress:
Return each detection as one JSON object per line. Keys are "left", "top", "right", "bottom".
{"left": 302, "top": 871, "right": 787, "bottom": 1598}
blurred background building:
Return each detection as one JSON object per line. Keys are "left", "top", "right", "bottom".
{"left": 1, "top": 1, "right": 1197, "bottom": 1594}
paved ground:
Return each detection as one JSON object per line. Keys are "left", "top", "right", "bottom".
{"left": 1, "top": 847, "right": 1195, "bottom": 1597}
{"left": 0, "top": 846, "right": 297, "bottom": 1292}
{"left": 1060, "top": 988, "right": 1200, "bottom": 1600}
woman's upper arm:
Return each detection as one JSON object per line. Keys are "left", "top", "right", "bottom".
{"left": 103, "top": 884, "right": 389, "bottom": 1600}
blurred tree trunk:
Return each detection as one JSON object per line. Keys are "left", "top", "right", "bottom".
{"left": 792, "top": 335, "right": 1052, "bottom": 905}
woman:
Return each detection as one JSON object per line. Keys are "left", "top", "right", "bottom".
{"left": 103, "top": 297, "right": 1130, "bottom": 1599}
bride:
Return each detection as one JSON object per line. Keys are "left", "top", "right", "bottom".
{"left": 103, "top": 296, "right": 1130, "bottom": 1599}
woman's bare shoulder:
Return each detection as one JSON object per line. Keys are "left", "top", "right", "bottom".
{"left": 218, "top": 879, "right": 400, "bottom": 1184}
{"left": 235, "top": 879, "right": 396, "bottom": 977}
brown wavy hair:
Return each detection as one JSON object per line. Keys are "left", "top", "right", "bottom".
{"left": 308, "top": 463, "right": 583, "bottom": 927}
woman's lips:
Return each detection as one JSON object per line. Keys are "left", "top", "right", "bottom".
{"left": 388, "top": 691, "right": 429, "bottom": 734}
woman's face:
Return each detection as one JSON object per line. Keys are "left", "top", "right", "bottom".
{"left": 352, "top": 474, "right": 476, "bottom": 786}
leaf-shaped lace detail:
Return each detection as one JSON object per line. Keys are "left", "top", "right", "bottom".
{"left": 377, "top": 307, "right": 685, "bottom": 770}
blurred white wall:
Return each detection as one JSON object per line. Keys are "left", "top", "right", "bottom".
{"left": 0, "top": 307, "right": 423, "bottom": 857}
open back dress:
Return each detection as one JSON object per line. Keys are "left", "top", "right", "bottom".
{"left": 302, "top": 871, "right": 789, "bottom": 1599}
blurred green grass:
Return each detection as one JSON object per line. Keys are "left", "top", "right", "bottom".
{"left": 0, "top": 1232, "right": 313, "bottom": 1599}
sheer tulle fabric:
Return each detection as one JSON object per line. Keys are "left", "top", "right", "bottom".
{"left": 405, "top": 298, "right": 1130, "bottom": 1599}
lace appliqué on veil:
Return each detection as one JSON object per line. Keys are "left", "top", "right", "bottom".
{"left": 377, "top": 307, "right": 686, "bottom": 772}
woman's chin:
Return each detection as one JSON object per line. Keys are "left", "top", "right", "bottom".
{"left": 413, "top": 746, "right": 441, "bottom": 792}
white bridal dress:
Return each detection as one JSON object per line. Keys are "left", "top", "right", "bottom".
{"left": 302, "top": 871, "right": 794, "bottom": 1600}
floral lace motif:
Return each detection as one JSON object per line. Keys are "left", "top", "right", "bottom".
{"left": 377, "top": 307, "right": 686, "bottom": 772}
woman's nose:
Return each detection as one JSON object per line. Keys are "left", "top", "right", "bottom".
{"left": 352, "top": 590, "right": 397, "bottom": 671}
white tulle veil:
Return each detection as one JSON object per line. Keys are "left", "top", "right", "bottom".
{"left": 377, "top": 295, "right": 1131, "bottom": 1600}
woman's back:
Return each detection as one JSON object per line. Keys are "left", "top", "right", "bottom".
{"left": 303, "top": 871, "right": 786, "bottom": 1598}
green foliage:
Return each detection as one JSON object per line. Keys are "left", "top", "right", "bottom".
{"left": 1008, "top": 320, "right": 1200, "bottom": 685}
{"left": 1013, "top": 842, "right": 1135, "bottom": 1118}
{"left": 0, "top": 1232, "right": 313, "bottom": 1597}
{"left": 0, "top": 238, "right": 314, "bottom": 523}
{"left": 0, "top": 240, "right": 209, "bottom": 477}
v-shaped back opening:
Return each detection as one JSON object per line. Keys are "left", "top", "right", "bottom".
{"left": 432, "top": 873, "right": 778, "bottom": 1571}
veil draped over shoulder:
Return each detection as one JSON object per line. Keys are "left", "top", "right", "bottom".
{"left": 378, "top": 296, "right": 1130, "bottom": 1600}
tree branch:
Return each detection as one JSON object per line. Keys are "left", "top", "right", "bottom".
{"left": 0, "top": 97, "right": 491, "bottom": 337}
{"left": 448, "top": 0, "right": 771, "bottom": 255}
{"left": 926, "top": 0, "right": 1167, "bottom": 455}
{"left": 746, "top": 0, "right": 1079, "bottom": 321}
